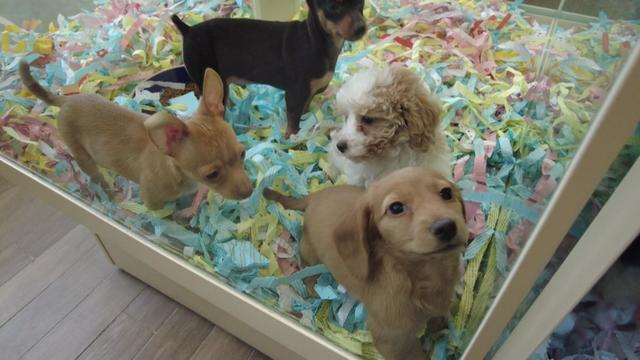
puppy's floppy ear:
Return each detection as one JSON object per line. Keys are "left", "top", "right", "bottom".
{"left": 197, "top": 67, "right": 225, "bottom": 117}
{"left": 145, "top": 113, "right": 188, "bottom": 156}
{"left": 392, "top": 67, "right": 442, "bottom": 151}
{"left": 333, "top": 196, "right": 378, "bottom": 280}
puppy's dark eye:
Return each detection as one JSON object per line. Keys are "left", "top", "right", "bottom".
{"left": 240, "top": 149, "right": 246, "bottom": 160}
{"left": 327, "top": 1, "right": 340, "bottom": 13}
{"left": 361, "top": 116, "right": 374, "bottom": 125}
{"left": 388, "top": 202, "right": 405, "bottom": 215}
{"left": 440, "top": 187, "right": 453, "bottom": 200}
{"left": 206, "top": 171, "right": 220, "bottom": 181}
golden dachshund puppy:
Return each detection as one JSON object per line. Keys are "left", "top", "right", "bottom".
{"left": 265, "top": 167, "right": 468, "bottom": 359}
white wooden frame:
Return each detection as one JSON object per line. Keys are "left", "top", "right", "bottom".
{"left": 0, "top": 158, "right": 357, "bottom": 360}
{"left": 461, "top": 42, "right": 640, "bottom": 360}
{"left": 494, "top": 157, "right": 640, "bottom": 359}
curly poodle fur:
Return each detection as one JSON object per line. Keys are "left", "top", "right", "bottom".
{"left": 329, "top": 65, "right": 451, "bottom": 186}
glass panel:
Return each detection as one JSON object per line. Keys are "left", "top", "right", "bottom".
{"left": 563, "top": 0, "right": 640, "bottom": 20}
{"left": 524, "top": 0, "right": 640, "bottom": 20}
{"left": 0, "top": 1, "right": 638, "bottom": 359}
{"left": 0, "top": 0, "right": 95, "bottom": 25}
{"left": 488, "top": 125, "right": 640, "bottom": 358}
{"left": 524, "top": 0, "right": 562, "bottom": 10}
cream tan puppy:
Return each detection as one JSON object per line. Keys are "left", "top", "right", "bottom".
{"left": 264, "top": 167, "right": 468, "bottom": 359}
{"left": 329, "top": 65, "right": 451, "bottom": 187}
{"left": 19, "top": 60, "right": 252, "bottom": 209}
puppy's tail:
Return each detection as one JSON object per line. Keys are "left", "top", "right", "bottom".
{"left": 19, "top": 60, "right": 63, "bottom": 106}
{"left": 171, "top": 15, "right": 190, "bottom": 35}
{"left": 263, "top": 188, "right": 308, "bottom": 211}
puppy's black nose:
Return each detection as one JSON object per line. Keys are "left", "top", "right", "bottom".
{"left": 336, "top": 141, "right": 348, "bottom": 153}
{"left": 431, "top": 219, "right": 457, "bottom": 242}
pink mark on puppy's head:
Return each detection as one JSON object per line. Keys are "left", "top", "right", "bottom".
{"left": 165, "top": 124, "right": 188, "bottom": 155}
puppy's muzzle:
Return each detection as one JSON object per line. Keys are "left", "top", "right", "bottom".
{"left": 353, "top": 23, "right": 366, "bottom": 39}
{"left": 348, "top": 13, "right": 367, "bottom": 40}
{"left": 431, "top": 218, "right": 457, "bottom": 242}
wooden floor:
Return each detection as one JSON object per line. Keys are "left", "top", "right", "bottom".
{"left": 0, "top": 176, "right": 268, "bottom": 360}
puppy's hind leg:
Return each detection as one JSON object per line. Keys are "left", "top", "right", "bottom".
{"left": 300, "top": 234, "right": 320, "bottom": 266}
{"left": 284, "top": 88, "right": 311, "bottom": 137}
{"left": 300, "top": 235, "right": 322, "bottom": 296}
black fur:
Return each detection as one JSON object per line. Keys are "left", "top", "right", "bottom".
{"left": 171, "top": 0, "right": 365, "bottom": 135}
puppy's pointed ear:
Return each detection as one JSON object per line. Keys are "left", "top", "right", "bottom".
{"left": 333, "top": 196, "right": 378, "bottom": 280}
{"left": 197, "top": 67, "right": 225, "bottom": 117}
{"left": 144, "top": 113, "right": 189, "bottom": 156}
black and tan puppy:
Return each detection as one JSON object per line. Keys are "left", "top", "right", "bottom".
{"left": 171, "top": 0, "right": 366, "bottom": 136}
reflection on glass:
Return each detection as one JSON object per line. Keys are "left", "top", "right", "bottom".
{"left": 542, "top": 235, "right": 640, "bottom": 359}
{"left": 524, "top": 0, "right": 562, "bottom": 10}
{"left": 563, "top": 0, "right": 640, "bottom": 20}
{"left": 524, "top": 0, "right": 640, "bottom": 20}
{"left": 488, "top": 126, "right": 640, "bottom": 358}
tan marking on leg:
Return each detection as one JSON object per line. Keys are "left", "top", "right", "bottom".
{"left": 309, "top": 71, "right": 334, "bottom": 95}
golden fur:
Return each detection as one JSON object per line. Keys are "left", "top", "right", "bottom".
{"left": 265, "top": 167, "right": 468, "bottom": 359}
{"left": 19, "top": 60, "right": 252, "bottom": 209}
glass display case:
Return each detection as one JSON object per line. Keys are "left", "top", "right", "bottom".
{"left": 0, "top": 0, "right": 638, "bottom": 359}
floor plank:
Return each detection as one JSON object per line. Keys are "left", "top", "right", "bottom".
{"left": 0, "top": 187, "right": 28, "bottom": 233}
{"left": 133, "top": 307, "right": 214, "bottom": 360}
{"left": 190, "top": 327, "right": 255, "bottom": 360}
{"left": 0, "top": 225, "right": 94, "bottom": 327}
{"left": 0, "top": 243, "right": 32, "bottom": 286}
{"left": 0, "top": 176, "right": 13, "bottom": 194}
{"left": 21, "top": 270, "right": 145, "bottom": 360}
{"left": 249, "top": 350, "right": 272, "bottom": 360}
{"left": 78, "top": 287, "right": 178, "bottom": 360}
{"left": 0, "top": 245, "right": 116, "bottom": 359}
{"left": 76, "top": 313, "right": 148, "bottom": 360}
{"left": 0, "top": 186, "right": 76, "bottom": 256}
{"left": 0, "top": 178, "right": 262, "bottom": 359}
{"left": 123, "top": 286, "right": 178, "bottom": 329}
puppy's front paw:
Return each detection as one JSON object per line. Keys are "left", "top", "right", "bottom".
{"left": 100, "top": 187, "right": 117, "bottom": 201}
{"left": 426, "top": 316, "right": 448, "bottom": 333}
{"left": 112, "top": 191, "right": 127, "bottom": 203}
{"left": 144, "top": 200, "right": 165, "bottom": 211}
{"left": 285, "top": 123, "right": 300, "bottom": 138}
